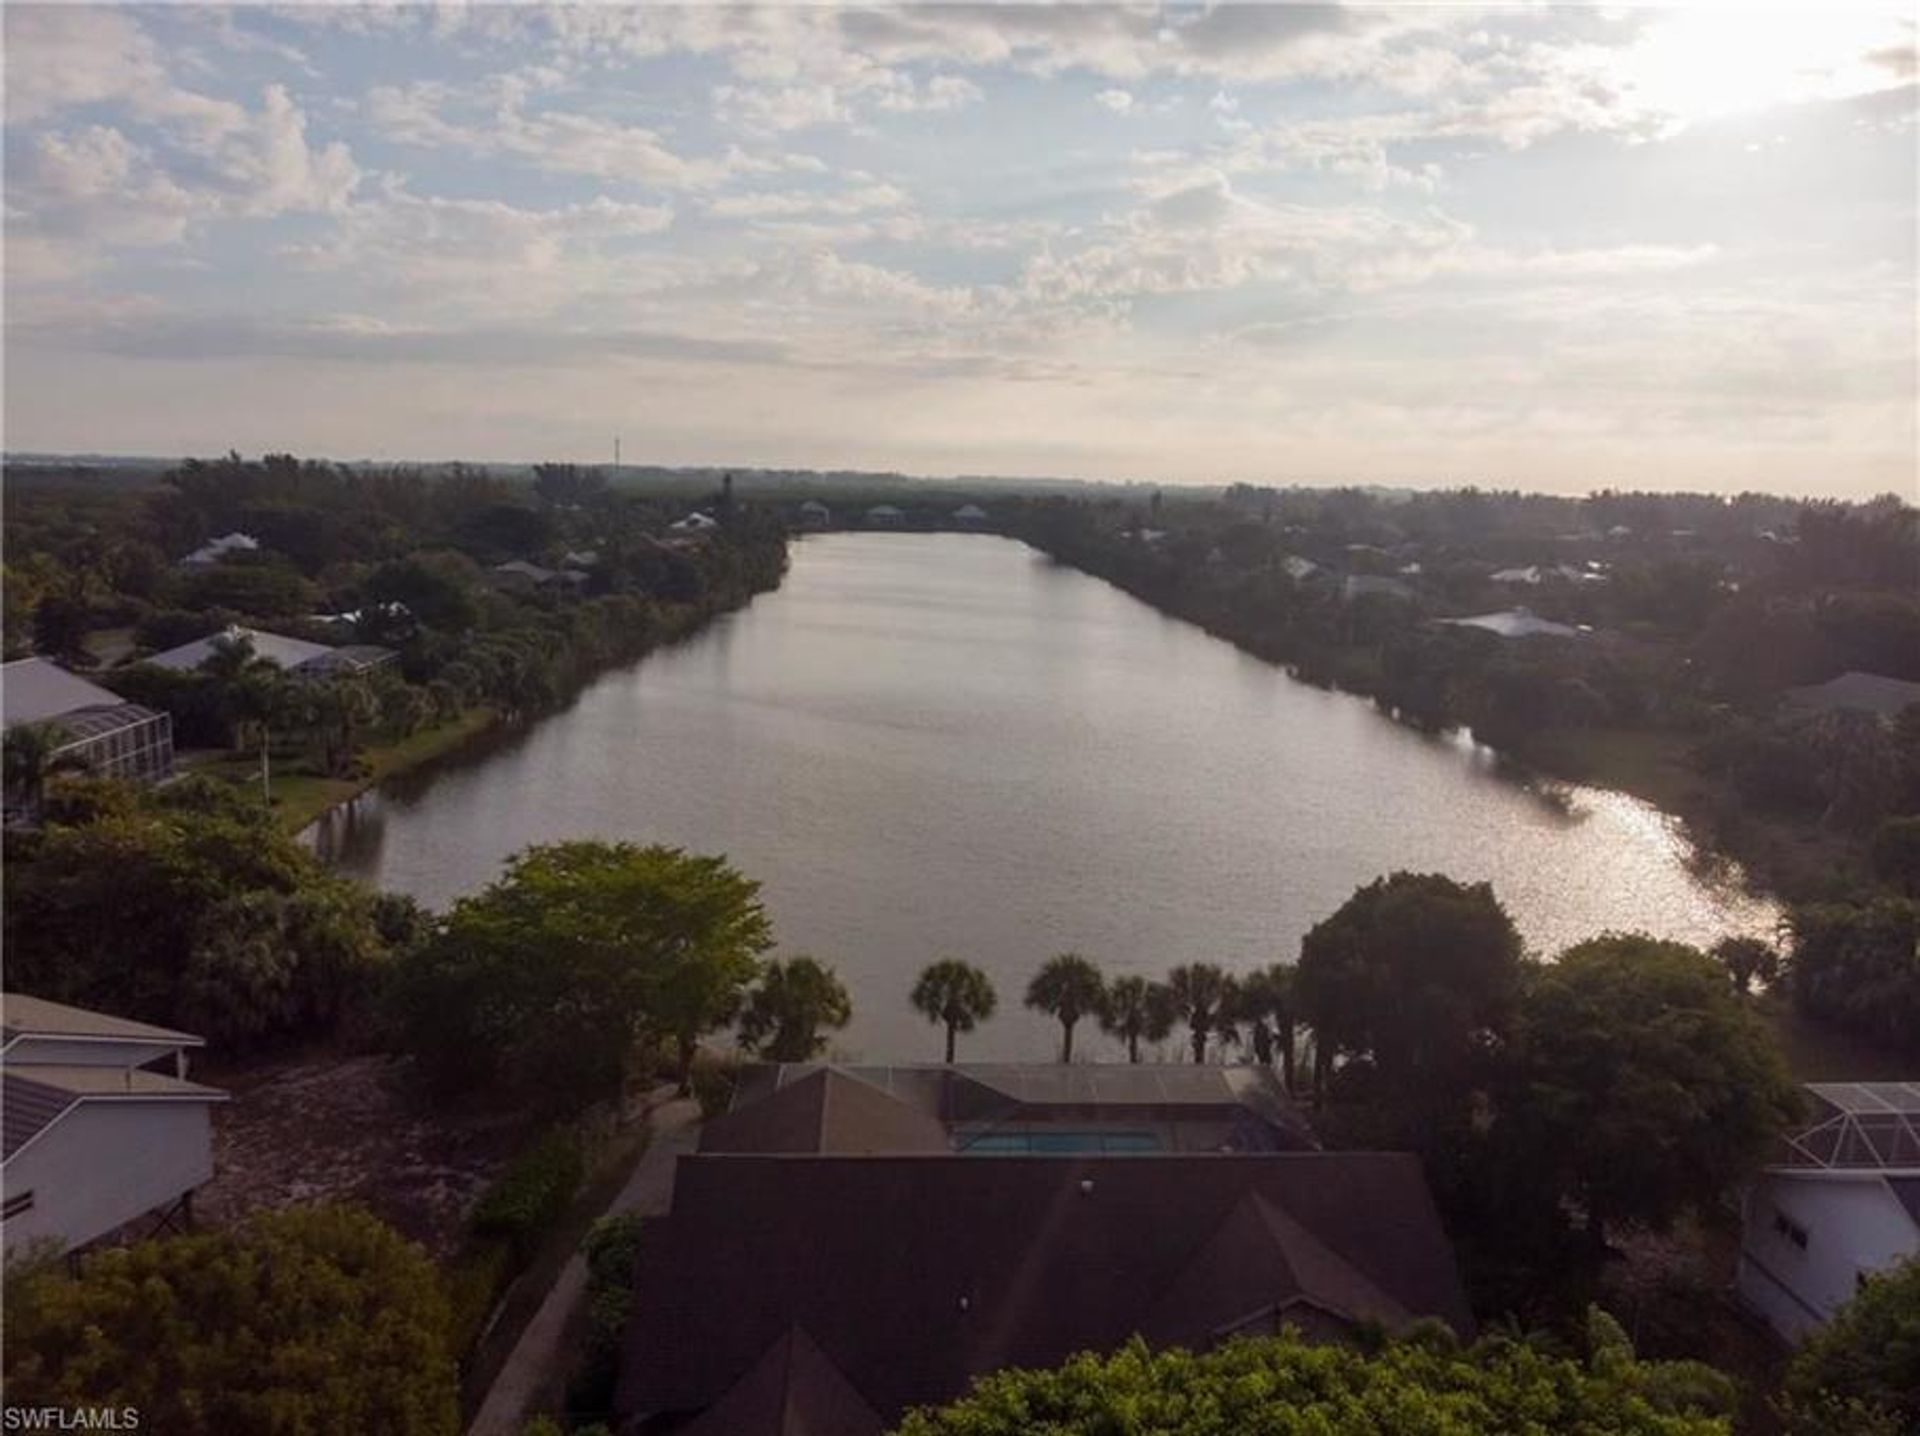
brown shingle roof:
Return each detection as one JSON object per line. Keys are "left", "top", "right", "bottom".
{"left": 700, "top": 1068, "right": 950, "bottom": 1155}
{"left": 676, "top": 1325, "right": 885, "bottom": 1436}
{"left": 618, "top": 1152, "right": 1469, "bottom": 1431}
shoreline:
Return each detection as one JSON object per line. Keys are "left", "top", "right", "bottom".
{"left": 1010, "top": 532, "right": 1844, "bottom": 909}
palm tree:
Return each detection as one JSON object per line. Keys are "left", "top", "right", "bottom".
{"left": 910, "top": 959, "right": 997, "bottom": 1063}
{"left": 1024, "top": 953, "right": 1106, "bottom": 1063}
{"left": 3, "top": 722, "right": 82, "bottom": 816}
{"left": 1099, "top": 975, "right": 1176, "bottom": 1064}
{"left": 1233, "top": 964, "right": 1301, "bottom": 1090}
{"left": 738, "top": 955, "right": 853, "bottom": 1062}
{"left": 1166, "top": 963, "right": 1232, "bottom": 1064}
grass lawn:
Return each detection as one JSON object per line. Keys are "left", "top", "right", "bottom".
{"left": 192, "top": 706, "right": 499, "bottom": 832}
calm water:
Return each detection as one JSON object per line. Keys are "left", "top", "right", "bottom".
{"left": 314, "top": 533, "right": 1777, "bottom": 1061}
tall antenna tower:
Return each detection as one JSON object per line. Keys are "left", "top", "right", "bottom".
{"left": 614, "top": 435, "right": 621, "bottom": 469}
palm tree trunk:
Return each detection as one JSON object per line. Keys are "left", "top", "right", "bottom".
{"left": 1280, "top": 1028, "right": 1296, "bottom": 1093}
{"left": 1061, "top": 1022, "right": 1074, "bottom": 1063}
{"left": 1190, "top": 1027, "right": 1206, "bottom": 1064}
{"left": 944, "top": 1023, "right": 957, "bottom": 1064}
{"left": 675, "top": 1033, "right": 697, "bottom": 1095}
{"left": 1127, "top": 1032, "right": 1140, "bottom": 1064}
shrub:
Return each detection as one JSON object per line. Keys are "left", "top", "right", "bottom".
{"left": 471, "top": 1130, "right": 585, "bottom": 1262}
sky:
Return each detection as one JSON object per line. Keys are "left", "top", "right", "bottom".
{"left": 3, "top": 3, "right": 1916, "bottom": 496}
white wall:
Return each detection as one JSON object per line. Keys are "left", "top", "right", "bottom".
{"left": 2, "top": 1101, "right": 215, "bottom": 1256}
{"left": 1737, "top": 1170, "right": 1920, "bottom": 1343}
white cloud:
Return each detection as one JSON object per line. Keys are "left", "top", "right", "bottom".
{"left": 1095, "top": 89, "right": 1135, "bottom": 114}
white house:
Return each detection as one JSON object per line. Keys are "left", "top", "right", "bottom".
{"left": 141, "top": 625, "right": 396, "bottom": 677}
{"left": 2, "top": 994, "right": 228, "bottom": 1256}
{"left": 1, "top": 658, "right": 175, "bottom": 796}
{"left": 177, "top": 532, "right": 260, "bottom": 567}
{"left": 1435, "top": 609, "right": 1584, "bottom": 640}
{"left": 1736, "top": 1081, "right": 1920, "bottom": 1343}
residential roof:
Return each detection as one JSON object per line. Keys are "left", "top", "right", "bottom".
{"left": 700, "top": 1068, "right": 951, "bottom": 1155}
{"left": 178, "top": 532, "right": 259, "bottom": 566}
{"left": 677, "top": 1326, "right": 885, "bottom": 1436}
{"left": 141, "top": 625, "right": 336, "bottom": 673}
{"left": 2, "top": 1066, "right": 227, "bottom": 1161}
{"left": 1, "top": 659, "right": 126, "bottom": 729}
{"left": 1437, "top": 609, "right": 1582, "bottom": 640}
{"left": 953, "top": 504, "right": 988, "bottom": 520}
{"left": 618, "top": 1152, "right": 1471, "bottom": 1431}
{"left": 731, "top": 1063, "right": 1312, "bottom": 1145}
{"left": 2, "top": 993, "right": 202, "bottom": 1049}
{"left": 1783, "top": 672, "right": 1920, "bottom": 720}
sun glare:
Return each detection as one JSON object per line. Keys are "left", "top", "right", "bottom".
{"left": 1615, "top": 6, "right": 1913, "bottom": 128}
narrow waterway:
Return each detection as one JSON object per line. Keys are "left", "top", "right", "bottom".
{"left": 314, "top": 532, "right": 1777, "bottom": 1060}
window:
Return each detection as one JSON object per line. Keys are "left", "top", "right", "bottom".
{"left": 1773, "top": 1210, "right": 1809, "bottom": 1250}
{"left": 2, "top": 1191, "right": 34, "bottom": 1220}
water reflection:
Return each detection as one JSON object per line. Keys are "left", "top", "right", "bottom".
{"left": 311, "top": 534, "right": 1778, "bottom": 1061}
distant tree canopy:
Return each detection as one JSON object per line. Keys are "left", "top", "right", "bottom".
{"left": 3, "top": 776, "right": 391, "bottom": 1047}
{"left": 1296, "top": 872, "right": 1524, "bottom": 1088}
{"left": 391, "top": 841, "right": 773, "bottom": 1107}
{"left": 1498, "top": 934, "right": 1802, "bottom": 1246}
{"left": 892, "top": 1314, "right": 1735, "bottom": 1436}
{"left": 1784, "top": 898, "right": 1920, "bottom": 1057}
{"left": 3, "top": 1204, "right": 459, "bottom": 1436}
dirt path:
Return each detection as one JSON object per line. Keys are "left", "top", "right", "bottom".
{"left": 466, "top": 1097, "right": 703, "bottom": 1436}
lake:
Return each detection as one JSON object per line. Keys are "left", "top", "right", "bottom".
{"left": 312, "top": 532, "right": 1778, "bottom": 1061}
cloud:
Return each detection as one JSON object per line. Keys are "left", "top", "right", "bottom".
{"left": 1095, "top": 89, "right": 1135, "bottom": 114}
{"left": 367, "top": 79, "right": 737, "bottom": 186}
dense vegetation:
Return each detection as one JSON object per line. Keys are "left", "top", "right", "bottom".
{"left": 1007, "top": 487, "right": 1920, "bottom": 1058}
{"left": 1782, "top": 1255, "right": 1920, "bottom": 1434}
{"left": 3, "top": 1204, "right": 459, "bottom": 1436}
{"left": 4, "top": 454, "right": 787, "bottom": 811}
{"left": 894, "top": 1313, "right": 1737, "bottom": 1435}
{"left": 2, "top": 775, "right": 402, "bottom": 1046}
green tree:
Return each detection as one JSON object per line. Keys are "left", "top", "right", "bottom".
{"left": 1097, "top": 975, "right": 1174, "bottom": 1064}
{"left": 1233, "top": 963, "right": 1300, "bottom": 1089}
{"left": 1709, "top": 934, "right": 1780, "bottom": 995}
{"left": 2, "top": 1204, "right": 459, "bottom": 1436}
{"left": 910, "top": 959, "right": 997, "bottom": 1063}
{"left": 1500, "top": 934, "right": 1801, "bottom": 1249}
{"left": 3, "top": 777, "right": 389, "bottom": 1046}
{"left": 1025, "top": 953, "right": 1106, "bottom": 1062}
{"left": 894, "top": 1324, "right": 1734, "bottom": 1435}
{"left": 1870, "top": 814, "right": 1920, "bottom": 897}
{"left": 391, "top": 841, "right": 772, "bottom": 1105}
{"left": 737, "top": 955, "right": 853, "bottom": 1062}
{"left": 2, "top": 722, "right": 83, "bottom": 814}
{"left": 1296, "top": 872, "right": 1524, "bottom": 1088}
{"left": 1783, "top": 1255, "right": 1919, "bottom": 1434}
{"left": 1165, "top": 963, "right": 1234, "bottom": 1064}
{"left": 1785, "top": 899, "right": 1920, "bottom": 1055}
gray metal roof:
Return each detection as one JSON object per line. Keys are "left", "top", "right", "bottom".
{"left": 2, "top": 658, "right": 126, "bottom": 729}
{"left": 1784, "top": 672, "right": 1920, "bottom": 720}
{"left": 141, "top": 625, "right": 335, "bottom": 673}
{"left": 3, "top": 993, "right": 202, "bottom": 1048}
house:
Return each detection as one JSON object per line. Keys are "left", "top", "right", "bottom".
{"left": 617, "top": 1064, "right": 1469, "bottom": 1435}
{"left": 140, "top": 625, "right": 396, "bottom": 677}
{"left": 176, "top": 532, "right": 259, "bottom": 567}
{"left": 864, "top": 505, "right": 905, "bottom": 527}
{"left": 670, "top": 512, "right": 721, "bottom": 535}
{"left": 1782, "top": 672, "right": 1920, "bottom": 723}
{"left": 561, "top": 549, "right": 600, "bottom": 570}
{"left": 952, "top": 504, "right": 989, "bottom": 529}
{"left": 1736, "top": 1081, "right": 1920, "bottom": 1343}
{"left": 1435, "top": 609, "right": 1583, "bottom": 640}
{"left": 1, "top": 657, "right": 174, "bottom": 795}
{"left": 1489, "top": 565, "right": 1544, "bottom": 585}
{"left": 2, "top": 994, "right": 228, "bottom": 1257}
{"left": 797, "top": 500, "right": 831, "bottom": 528}
{"left": 1280, "top": 555, "right": 1319, "bottom": 581}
